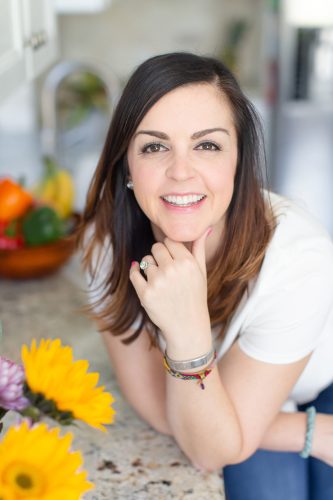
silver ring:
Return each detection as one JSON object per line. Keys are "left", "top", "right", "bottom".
{"left": 139, "top": 260, "right": 150, "bottom": 271}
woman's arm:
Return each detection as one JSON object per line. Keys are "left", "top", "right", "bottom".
{"left": 100, "top": 326, "right": 171, "bottom": 435}
{"left": 165, "top": 338, "right": 310, "bottom": 470}
{"left": 101, "top": 325, "right": 333, "bottom": 469}
{"left": 128, "top": 234, "right": 317, "bottom": 471}
{"left": 260, "top": 410, "right": 333, "bottom": 467}
{"left": 260, "top": 411, "right": 307, "bottom": 453}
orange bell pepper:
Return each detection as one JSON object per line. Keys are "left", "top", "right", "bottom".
{"left": 0, "top": 178, "right": 33, "bottom": 222}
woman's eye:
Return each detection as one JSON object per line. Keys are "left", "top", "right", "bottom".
{"left": 196, "top": 141, "right": 221, "bottom": 151}
{"left": 141, "top": 142, "right": 167, "bottom": 154}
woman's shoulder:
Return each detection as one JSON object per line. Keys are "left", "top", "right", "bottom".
{"left": 264, "top": 189, "right": 333, "bottom": 253}
{"left": 256, "top": 190, "right": 333, "bottom": 295}
{"left": 83, "top": 222, "right": 113, "bottom": 287}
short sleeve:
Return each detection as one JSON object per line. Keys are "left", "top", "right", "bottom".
{"left": 83, "top": 226, "right": 113, "bottom": 313}
{"left": 238, "top": 238, "right": 333, "bottom": 364}
{"left": 83, "top": 226, "right": 142, "bottom": 330}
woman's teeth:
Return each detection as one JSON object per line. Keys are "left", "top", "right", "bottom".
{"left": 162, "top": 194, "right": 206, "bottom": 207}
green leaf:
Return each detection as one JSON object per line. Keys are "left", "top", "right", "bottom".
{"left": 4, "top": 219, "right": 18, "bottom": 237}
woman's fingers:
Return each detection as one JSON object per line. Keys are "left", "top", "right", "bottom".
{"left": 162, "top": 227, "right": 212, "bottom": 277}
{"left": 129, "top": 261, "right": 148, "bottom": 298}
{"left": 151, "top": 241, "right": 174, "bottom": 267}
{"left": 139, "top": 255, "right": 158, "bottom": 276}
{"left": 130, "top": 227, "right": 211, "bottom": 301}
{"left": 162, "top": 238, "right": 189, "bottom": 260}
{"left": 191, "top": 227, "right": 212, "bottom": 276}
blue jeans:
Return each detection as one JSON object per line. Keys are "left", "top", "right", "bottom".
{"left": 222, "top": 382, "right": 333, "bottom": 500}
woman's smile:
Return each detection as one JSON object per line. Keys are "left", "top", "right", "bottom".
{"left": 160, "top": 193, "right": 207, "bottom": 210}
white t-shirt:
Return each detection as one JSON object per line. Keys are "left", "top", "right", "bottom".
{"left": 214, "top": 191, "right": 333, "bottom": 411}
{"left": 87, "top": 191, "right": 333, "bottom": 412}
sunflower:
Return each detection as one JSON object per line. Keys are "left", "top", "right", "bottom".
{"left": 0, "top": 421, "right": 93, "bottom": 499}
{"left": 22, "top": 339, "right": 115, "bottom": 431}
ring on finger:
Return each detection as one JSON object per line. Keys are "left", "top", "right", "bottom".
{"left": 139, "top": 259, "right": 155, "bottom": 271}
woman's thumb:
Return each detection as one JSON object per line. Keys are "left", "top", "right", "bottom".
{"left": 191, "top": 227, "right": 212, "bottom": 274}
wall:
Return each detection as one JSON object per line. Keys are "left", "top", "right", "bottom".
{"left": 56, "top": 0, "right": 264, "bottom": 93}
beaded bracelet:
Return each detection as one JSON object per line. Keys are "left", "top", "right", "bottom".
{"left": 300, "top": 406, "right": 316, "bottom": 458}
{"left": 163, "top": 350, "right": 217, "bottom": 390}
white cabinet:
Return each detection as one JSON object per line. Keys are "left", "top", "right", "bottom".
{"left": 0, "top": 0, "right": 57, "bottom": 103}
{"left": 21, "top": 0, "right": 57, "bottom": 80}
{"left": 0, "top": 0, "right": 25, "bottom": 103}
{"left": 55, "top": 0, "right": 112, "bottom": 14}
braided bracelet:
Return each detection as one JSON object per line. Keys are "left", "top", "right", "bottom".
{"left": 299, "top": 406, "right": 316, "bottom": 458}
{"left": 163, "top": 350, "right": 217, "bottom": 390}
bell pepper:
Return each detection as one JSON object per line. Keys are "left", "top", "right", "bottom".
{"left": 0, "top": 178, "right": 33, "bottom": 222}
{"left": 0, "top": 234, "right": 24, "bottom": 250}
{"left": 0, "top": 220, "right": 25, "bottom": 250}
{"left": 22, "top": 206, "right": 65, "bottom": 246}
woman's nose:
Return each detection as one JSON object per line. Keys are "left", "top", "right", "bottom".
{"left": 165, "top": 154, "right": 196, "bottom": 181}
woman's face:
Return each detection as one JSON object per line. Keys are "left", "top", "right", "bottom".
{"left": 127, "top": 83, "right": 238, "bottom": 246}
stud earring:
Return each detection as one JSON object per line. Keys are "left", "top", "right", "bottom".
{"left": 126, "top": 180, "right": 133, "bottom": 190}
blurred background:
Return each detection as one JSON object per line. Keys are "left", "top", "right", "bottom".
{"left": 3, "top": 3, "right": 333, "bottom": 492}
{"left": 0, "top": 0, "right": 333, "bottom": 280}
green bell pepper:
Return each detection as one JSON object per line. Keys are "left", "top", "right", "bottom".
{"left": 22, "top": 206, "right": 65, "bottom": 246}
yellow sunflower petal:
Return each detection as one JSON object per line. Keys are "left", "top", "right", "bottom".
{"left": 0, "top": 483, "right": 15, "bottom": 500}
{"left": 0, "top": 421, "right": 94, "bottom": 498}
{"left": 22, "top": 338, "right": 116, "bottom": 430}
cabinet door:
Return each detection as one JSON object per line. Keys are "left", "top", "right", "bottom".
{"left": 55, "top": 0, "right": 112, "bottom": 13}
{"left": 0, "top": 0, "right": 25, "bottom": 102}
{"left": 21, "top": 0, "right": 58, "bottom": 80}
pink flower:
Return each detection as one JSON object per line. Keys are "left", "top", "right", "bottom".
{"left": 0, "top": 357, "right": 29, "bottom": 411}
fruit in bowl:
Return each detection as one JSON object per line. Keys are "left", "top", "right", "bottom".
{"left": 0, "top": 164, "right": 79, "bottom": 279}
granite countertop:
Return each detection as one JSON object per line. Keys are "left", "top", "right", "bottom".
{"left": 0, "top": 266, "right": 224, "bottom": 499}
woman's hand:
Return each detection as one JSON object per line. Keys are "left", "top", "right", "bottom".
{"left": 311, "top": 413, "right": 333, "bottom": 466}
{"left": 129, "top": 228, "right": 212, "bottom": 357}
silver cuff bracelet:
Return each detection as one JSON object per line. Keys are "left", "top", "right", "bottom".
{"left": 164, "top": 346, "right": 215, "bottom": 371}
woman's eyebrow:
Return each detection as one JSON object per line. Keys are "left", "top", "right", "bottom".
{"left": 192, "top": 127, "right": 230, "bottom": 139}
{"left": 133, "top": 127, "right": 230, "bottom": 140}
{"left": 133, "top": 130, "right": 169, "bottom": 140}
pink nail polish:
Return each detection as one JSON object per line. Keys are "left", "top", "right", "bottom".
{"left": 131, "top": 261, "right": 136, "bottom": 268}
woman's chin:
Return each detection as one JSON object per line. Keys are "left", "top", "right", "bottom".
{"left": 151, "top": 222, "right": 206, "bottom": 243}
{"left": 164, "top": 230, "right": 201, "bottom": 243}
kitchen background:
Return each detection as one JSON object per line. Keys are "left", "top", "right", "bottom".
{"left": 0, "top": 0, "right": 333, "bottom": 264}
{"left": 0, "top": 2, "right": 333, "bottom": 496}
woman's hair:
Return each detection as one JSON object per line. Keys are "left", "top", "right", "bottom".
{"left": 77, "top": 51, "right": 276, "bottom": 345}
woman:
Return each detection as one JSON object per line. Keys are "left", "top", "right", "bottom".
{"left": 78, "top": 52, "right": 333, "bottom": 499}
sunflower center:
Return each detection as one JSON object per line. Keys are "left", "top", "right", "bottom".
{"left": 16, "top": 473, "right": 32, "bottom": 488}
{"left": 4, "top": 462, "right": 45, "bottom": 496}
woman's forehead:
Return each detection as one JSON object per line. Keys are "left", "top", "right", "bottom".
{"left": 133, "top": 83, "right": 235, "bottom": 136}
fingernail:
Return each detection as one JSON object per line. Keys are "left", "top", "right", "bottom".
{"left": 130, "top": 261, "right": 136, "bottom": 268}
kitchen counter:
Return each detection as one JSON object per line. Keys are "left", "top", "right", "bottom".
{"left": 0, "top": 267, "right": 224, "bottom": 499}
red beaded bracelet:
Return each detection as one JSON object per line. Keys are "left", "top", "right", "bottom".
{"left": 163, "top": 350, "right": 217, "bottom": 390}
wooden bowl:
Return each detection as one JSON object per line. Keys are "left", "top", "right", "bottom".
{"left": 0, "top": 215, "right": 80, "bottom": 280}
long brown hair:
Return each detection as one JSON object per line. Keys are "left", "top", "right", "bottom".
{"left": 77, "top": 52, "right": 275, "bottom": 345}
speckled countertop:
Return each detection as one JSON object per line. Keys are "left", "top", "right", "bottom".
{"left": 0, "top": 263, "right": 224, "bottom": 499}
